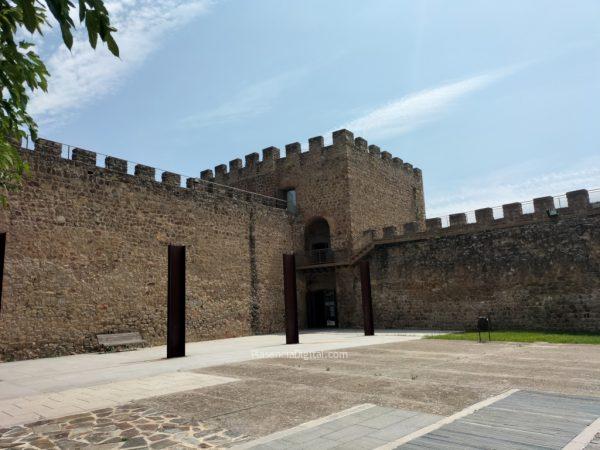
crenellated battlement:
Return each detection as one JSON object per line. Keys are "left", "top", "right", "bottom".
{"left": 24, "top": 138, "right": 288, "bottom": 210}
{"left": 200, "top": 129, "right": 422, "bottom": 184}
{"left": 367, "top": 188, "right": 599, "bottom": 242}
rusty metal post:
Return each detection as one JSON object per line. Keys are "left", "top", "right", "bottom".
{"left": 167, "top": 245, "right": 186, "bottom": 358}
{"left": 283, "top": 254, "right": 299, "bottom": 344}
{"left": 0, "top": 232, "right": 5, "bottom": 312}
{"left": 360, "top": 260, "right": 374, "bottom": 336}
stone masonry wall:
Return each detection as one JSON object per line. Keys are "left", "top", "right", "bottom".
{"left": 0, "top": 141, "right": 294, "bottom": 361}
{"left": 199, "top": 129, "right": 423, "bottom": 324}
{"left": 200, "top": 129, "right": 423, "bottom": 255}
{"left": 353, "top": 191, "right": 600, "bottom": 332}
{"left": 345, "top": 135, "right": 424, "bottom": 252}
{"left": 204, "top": 131, "right": 353, "bottom": 252}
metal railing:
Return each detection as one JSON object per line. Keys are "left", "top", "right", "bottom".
{"left": 296, "top": 248, "right": 350, "bottom": 267}
{"left": 21, "top": 137, "right": 289, "bottom": 210}
{"left": 429, "top": 188, "right": 600, "bottom": 228}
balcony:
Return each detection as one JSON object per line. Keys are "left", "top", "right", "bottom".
{"left": 296, "top": 248, "right": 350, "bottom": 269}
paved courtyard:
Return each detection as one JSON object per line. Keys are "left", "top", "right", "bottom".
{"left": 0, "top": 331, "right": 437, "bottom": 431}
{"left": 2, "top": 331, "right": 600, "bottom": 448}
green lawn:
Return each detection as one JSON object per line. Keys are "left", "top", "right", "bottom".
{"left": 427, "top": 331, "right": 600, "bottom": 345}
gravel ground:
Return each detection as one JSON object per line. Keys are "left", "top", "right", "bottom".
{"left": 3, "top": 338, "right": 600, "bottom": 448}
{"left": 143, "top": 338, "right": 600, "bottom": 439}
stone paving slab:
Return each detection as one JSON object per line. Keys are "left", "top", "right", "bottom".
{"left": 0, "top": 372, "right": 237, "bottom": 428}
{"left": 400, "top": 390, "right": 600, "bottom": 449}
{"left": 0, "top": 330, "right": 441, "bottom": 402}
{"left": 236, "top": 404, "right": 442, "bottom": 449}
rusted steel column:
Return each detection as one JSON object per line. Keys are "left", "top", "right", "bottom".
{"left": 283, "top": 254, "right": 299, "bottom": 344}
{"left": 167, "top": 245, "right": 186, "bottom": 358}
{"left": 0, "top": 232, "right": 5, "bottom": 312}
{"left": 360, "top": 260, "right": 374, "bottom": 336}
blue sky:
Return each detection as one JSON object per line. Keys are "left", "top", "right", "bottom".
{"left": 29, "top": 0, "right": 600, "bottom": 217}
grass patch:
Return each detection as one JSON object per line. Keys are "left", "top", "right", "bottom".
{"left": 427, "top": 330, "right": 600, "bottom": 345}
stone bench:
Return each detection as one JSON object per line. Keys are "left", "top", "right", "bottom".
{"left": 97, "top": 332, "right": 145, "bottom": 349}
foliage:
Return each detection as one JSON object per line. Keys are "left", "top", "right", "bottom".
{"left": 427, "top": 330, "right": 600, "bottom": 345}
{"left": 0, "top": 0, "right": 118, "bottom": 204}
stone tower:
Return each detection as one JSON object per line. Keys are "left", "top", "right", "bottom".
{"left": 201, "top": 129, "right": 425, "bottom": 328}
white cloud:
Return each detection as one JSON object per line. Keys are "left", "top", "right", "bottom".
{"left": 28, "top": 0, "right": 212, "bottom": 125}
{"left": 341, "top": 65, "right": 523, "bottom": 139}
{"left": 425, "top": 155, "right": 600, "bottom": 218}
{"left": 180, "top": 69, "right": 307, "bottom": 128}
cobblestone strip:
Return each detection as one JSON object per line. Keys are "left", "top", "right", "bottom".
{"left": 0, "top": 403, "right": 249, "bottom": 449}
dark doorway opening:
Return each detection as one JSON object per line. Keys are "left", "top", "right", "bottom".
{"left": 306, "top": 289, "right": 337, "bottom": 328}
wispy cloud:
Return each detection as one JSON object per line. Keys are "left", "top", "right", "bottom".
{"left": 180, "top": 69, "right": 307, "bottom": 128}
{"left": 341, "top": 65, "right": 524, "bottom": 139}
{"left": 426, "top": 155, "right": 600, "bottom": 218}
{"left": 28, "top": 0, "right": 213, "bottom": 125}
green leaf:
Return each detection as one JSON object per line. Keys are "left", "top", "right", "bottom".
{"left": 60, "top": 23, "right": 73, "bottom": 49}
{"left": 106, "top": 33, "right": 119, "bottom": 57}
{"left": 20, "top": 0, "right": 38, "bottom": 33}
{"left": 85, "top": 11, "right": 99, "bottom": 48}
{"left": 78, "top": 0, "right": 86, "bottom": 21}
{"left": 45, "top": 0, "right": 61, "bottom": 23}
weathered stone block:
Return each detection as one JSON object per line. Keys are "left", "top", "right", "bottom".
{"left": 475, "top": 208, "right": 494, "bottom": 224}
{"left": 229, "top": 159, "right": 242, "bottom": 172}
{"left": 426, "top": 218, "right": 442, "bottom": 230}
{"left": 186, "top": 177, "right": 199, "bottom": 188}
{"left": 285, "top": 143, "right": 301, "bottom": 157}
{"left": 72, "top": 148, "right": 96, "bottom": 166}
{"left": 368, "top": 145, "right": 380, "bottom": 156}
{"left": 245, "top": 152, "right": 259, "bottom": 167}
{"left": 134, "top": 164, "right": 155, "bottom": 180}
{"left": 308, "top": 136, "right": 324, "bottom": 152}
{"left": 105, "top": 156, "right": 127, "bottom": 173}
{"left": 200, "top": 169, "right": 214, "bottom": 180}
{"left": 161, "top": 171, "right": 180, "bottom": 187}
{"left": 354, "top": 137, "right": 368, "bottom": 152}
{"left": 332, "top": 129, "right": 354, "bottom": 146}
{"left": 262, "top": 146, "right": 280, "bottom": 161}
{"left": 215, "top": 164, "right": 228, "bottom": 177}
{"left": 449, "top": 213, "right": 467, "bottom": 227}
{"left": 35, "top": 139, "right": 61, "bottom": 157}
{"left": 503, "top": 202, "right": 523, "bottom": 221}
{"left": 567, "top": 189, "right": 590, "bottom": 211}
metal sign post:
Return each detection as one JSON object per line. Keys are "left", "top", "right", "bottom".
{"left": 167, "top": 245, "right": 186, "bottom": 358}
{"left": 283, "top": 254, "right": 299, "bottom": 344}
{"left": 360, "top": 260, "right": 375, "bottom": 336}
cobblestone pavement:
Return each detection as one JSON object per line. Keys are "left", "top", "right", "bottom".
{"left": 0, "top": 403, "right": 248, "bottom": 449}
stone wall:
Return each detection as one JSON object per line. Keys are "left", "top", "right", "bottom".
{"left": 204, "top": 131, "right": 354, "bottom": 252}
{"left": 346, "top": 136, "right": 425, "bottom": 252}
{"left": 355, "top": 192, "right": 600, "bottom": 332}
{"left": 2, "top": 133, "right": 597, "bottom": 361}
{"left": 200, "top": 129, "right": 423, "bottom": 254}
{"left": 200, "top": 129, "right": 423, "bottom": 324}
{"left": 0, "top": 141, "right": 294, "bottom": 361}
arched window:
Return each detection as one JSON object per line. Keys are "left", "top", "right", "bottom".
{"left": 305, "top": 218, "right": 331, "bottom": 252}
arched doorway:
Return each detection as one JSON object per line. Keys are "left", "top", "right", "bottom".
{"left": 304, "top": 218, "right": 337, "bottom": 328}
{"left": 304, "top": 217, "right": 332, "bottom": 263}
